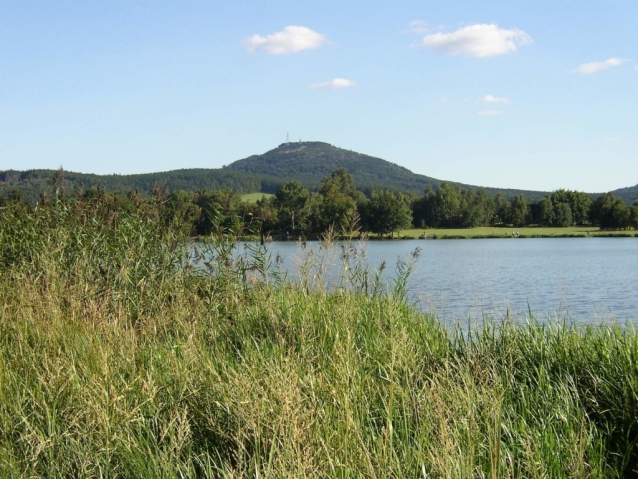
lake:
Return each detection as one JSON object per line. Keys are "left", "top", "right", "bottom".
{"left": 247, "top": 237, "right": 638, "bottom": 325}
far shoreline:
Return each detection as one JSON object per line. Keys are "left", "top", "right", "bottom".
{"left": 197, "top": 226, "right": 637, "bottom": 243}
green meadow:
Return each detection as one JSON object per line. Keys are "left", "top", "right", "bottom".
{"left": 1, "top": 199, "right": 637, "bottom": 478}
{"left": 398, "top": 226, "right": 636, "bottom": 239}
{"left": 240, "top": 192, "right": 274, "bottom": 203}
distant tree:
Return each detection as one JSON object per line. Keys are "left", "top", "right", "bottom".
{"left": 493, "top": 192, "right": 511, "bottom": 225}
{"left": 550, "top": 189, "right": 592, "bottom": 225}
{"left": 194, "top": 189, "right": 243, "bottom": 235}
{"left": 274, "top": 180, "right": 310, "bottom": 233}
{"left": 629, "top": 200, "right": 638, "bottom": 229}
{"left": 459, "top": 188, "right": 495, "bottom": 227}
{"left": 538, "top": 196, "right": 555, "bottom": 226}
{"left": 319, "top": 168, "right": 366, "bottom": 204}
{"left": 609, "top": 201, "right": 630, "bottom": 229}
{"left": 411, "top": 186, "right": 438, "bottom": 228}
{"left": 318, "top": 192, "right": 357, "bottom": 234}
{"left": 508, "top": 195, "right": 530, "bottom": 227}
{"left": 590, "top": 193, "right": 630, "bottom": 230}
{"left": 365, "top": 190, "right": 413, "bottom": 237}
{"left": 164, "top": 190, "right": 200, "bottom": 233}
{"left": 7, "top": 189, "right": 25, "bottom": 204}
{"left": 552, "top": 202, "right": 573, "bottom": 227}
{"left": 252, "top": 195, "right": 278, "bottom": 242}
{"left": 316, "top": 169, "right": 363, "bottom": 233}
{"left": 435, "top": 183, "right": 462, "bottom": 228}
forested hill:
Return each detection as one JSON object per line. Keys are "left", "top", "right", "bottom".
{"left": 0, "top": 169, "right": 283, "bottom": 204}
{"left": 609, "top": 184, "right": 638, "bottom": 206}
{"left": 227, "top": 141, "right": 551, "bottom": 201}
{"left": 2, "top": 141, "right": 636, "bottom": 204}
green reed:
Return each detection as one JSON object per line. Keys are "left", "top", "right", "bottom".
{"left": 0, "top": 198, "right": 636, "bottom": 477}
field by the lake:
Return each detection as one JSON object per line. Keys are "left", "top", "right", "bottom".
{"left": 398, "top": 226, "right": 636, "bottom": 239}
{"left": 241, "top": 192, "right": 274, "bottom": 202}
{"left": 1, "top": 201, "right": 638, "bottom": 478}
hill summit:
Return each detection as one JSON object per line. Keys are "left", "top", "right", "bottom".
{"left": 227, "top": 141, "right": 441, "bottom": 193}
{"left": 227, "top": 141, "right": 553, "bottom": 200}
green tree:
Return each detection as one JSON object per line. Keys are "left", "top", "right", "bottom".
{"left": 319, "top": 168, "right": 366, "bottom": 204}
{"left": 365, "top": 190, "right": 413, "bottom": 237}
{"left": 318, "top": 192, "right": 357, "bottom": 234}
{"left": 460, "top": 188, "right": 496, "bottom": 227}
{"left": 630, "top": 200, "right": 638, "bottom": 229}
{"left": 435, "top": 183, "right": 462, "bottom": 227}
{"left": 194, "top": 189, "right": 243, "bottom": 235}
{"left": 316, "top": 169, "right": 363, "bottom": 233}
{"left": 550, "top": 189, "right": 593, "bottom": 225}
{"left": 538, "top": 196, "right": 555, "bottom": 226}
{"left": 274, "top": 180, "right": 310, "bottom": 233}
{"left": 164, "top": 190, "right": 200, "bottom": 233}
{"left": 508, "top": 195, "right": 530, "bottom": 227}
{"left": 590, "top": 193, "right": 630, "bottom": 230}
{"left": 411, "top": 186, "right": 438, "bottom": 228}
{"left": 552, "top": 202, "right": 573, "bottom": 227}
{"left": 253, "top": 195, "right": 279, "bottom": 242}
{"left": 493, "top": 192, "right": 511, "bottom": 225}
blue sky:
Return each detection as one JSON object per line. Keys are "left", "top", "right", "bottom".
{"left": 0, "top": 0, "right": 636, "bottom": 192}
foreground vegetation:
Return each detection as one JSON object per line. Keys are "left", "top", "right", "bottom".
{"left": 1, "top": 198, "right": 638, "bottom": 477}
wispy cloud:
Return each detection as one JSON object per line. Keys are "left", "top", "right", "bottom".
{"left": 574, "top": 58, "right": 628, "bottom": 74}
{"left": 477, "top": 110, "right": 503, "bottom": 116}
{"left": 481, "top": 94, "right": 512, "bottom": 104}
{"left": 421, "top": 24, "right": 532, "bottom": 58}
{"left": 243, "top": 26, "right": 327, "bottom": 55}
{"left": 309, "top": 78, "right": 357, "bottom": 89}
{"left": 409, "top": 20, "right": 429, "bottom": 34}
{"left": 605, "top": 137, "right": 620, "bottom": 141}
{"left": 437, "top": 97, "right": 449, "bottom": 103}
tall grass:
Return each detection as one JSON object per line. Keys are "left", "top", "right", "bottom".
{"left": 0, "top": 199, "right": 637, "bottom": 477}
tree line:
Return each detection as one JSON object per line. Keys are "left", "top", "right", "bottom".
{"left": 2, "top": 167, "right": 637, "bottom": 238}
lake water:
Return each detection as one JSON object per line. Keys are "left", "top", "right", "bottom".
{"left": 252, "top": 237, "right": 638, "bottom": 325}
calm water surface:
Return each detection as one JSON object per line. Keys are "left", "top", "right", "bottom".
{"left": 261, "top": 238, "right": 638, "bottom": 324}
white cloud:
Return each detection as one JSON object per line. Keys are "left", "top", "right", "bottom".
{"left": 574, "top": 58, "right": 628, "bottom": 74}
{"left": 481, "top": 94, "right": 512, "bottom": 104}
{"left": 243, "top": 26, "right": 327, "bottom": 55}
{"left": 605, "top": 137, "right": 620, "bottom": 141}
{"left": 635, "top": 64, "right": 638, "bottom": 71}
{"left": 437, "top": 97, "right": 449, "bottom": 103}
{"left": 477, "top": 110, "right": 503, "bottom": 116}
{"left": 421, "top": 24, "right": 532, "bottom": 57}
{"left": 309, "top": 78, "right": 357, "bottom": 89}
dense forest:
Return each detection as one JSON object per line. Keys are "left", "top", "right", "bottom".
{"left": 0, "top": 168, "right": 284, "bottom": 204}
{"left": 3, "top": 142, "right": 638, "bottom": 206}
{"left": 3, "top": 167, "right": 636, "bottom": 238}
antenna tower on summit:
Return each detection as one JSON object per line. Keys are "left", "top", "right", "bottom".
{"left": 286, "top": 133, "right": 289, "bottom": 143}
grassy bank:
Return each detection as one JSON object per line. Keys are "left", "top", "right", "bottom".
{"left": 245, "top": 227, "right": 636, "bottom": 242}
{"left": 1, "top": 201, "right": 638, "bottom": 477}
{"left": 398, "top": 226, "right": 636, "bottom": 239}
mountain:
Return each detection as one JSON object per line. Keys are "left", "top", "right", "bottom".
{"left": 227, "top": 141, "right": 551, "bottom": 200}
{"left": 610, "top": 184, "right": 638, "bottom": 205}
{"left": 1, "top": 141, "right": 635, "bottom": 204}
